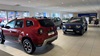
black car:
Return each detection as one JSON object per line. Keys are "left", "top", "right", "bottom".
{"left": 62, "top": 17, "right": 88, "bottom": 35}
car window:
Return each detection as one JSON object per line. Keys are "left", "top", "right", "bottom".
{"left": 56, "top": 18, "right": 60, "bottom": 21}
{"left": 67, "top": 18, "right": 82, "bottom": 23}
{"left": 6, "top": 20, "right": 15, "bottom": 28}
{"left": 26, "top": 20, "right": 33, "bottom": 27}
{"left": 15, "top": 20, "right": 23, "bottom": 28}
{"left": 38, "top": 19, "right": 54, "bottom": 27}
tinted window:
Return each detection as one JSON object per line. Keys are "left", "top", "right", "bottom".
{"left": 53, "top": 18, "right": 61, "bottom": 21}
{"left": 15, "top": 20, "right": 23, "bottom": 28}
{"left": 67, "top": 18, "right": 82, "bottom": 23}
{"left": 38, "top": 19, "right": 54, "bottom": 27}
{"left": 6, "top": 20, "right": 15, "bottom": 28}
{"left": 26, "top": 20, "right": 33, "bottom": 27}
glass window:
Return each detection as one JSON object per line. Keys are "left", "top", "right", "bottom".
{"left": 15, "top": 20, "right": 23, "bottom": 28}
{"left": 15, "top": 12, "right": 23, "bottom": 19}
{"left": 8, "top": 11, "right": 15, "bottom": 20}
{"left": 63, "top": 14, "right": 73, "bottom": 18}
{"left": 43, "top": 12, "right": 47, "bottom": 17}
{"left": 6, "top": 20, "right": 15, "bottom": 28}
{"left": 26, "top": 20, "right": 33, "bottom": 27}
{"left": 23, "top": 12, "right": 29, "bottom": 17}
{"left": 0, "top": 11, "right": 7, "bottom": 23}
{"left": 38, "top": 19, "right": 54, "bottom": 27}
{"left": 68, "top": 18, "right": 82, "bottom": 23}
{"left": 51, "top": 13, "right": 60, "bottom": 17}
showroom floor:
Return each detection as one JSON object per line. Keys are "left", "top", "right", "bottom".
{"left": 0, "top": 26, "right": 100, "bottom": 56}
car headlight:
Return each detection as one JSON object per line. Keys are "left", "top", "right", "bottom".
{"left": 63, "top": 25, "right": 66, "bottom": 28}
{"left": 76, "top": 25, "right": 81, "bottom": 28}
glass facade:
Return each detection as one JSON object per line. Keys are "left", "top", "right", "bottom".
{"left": 51, "top": 13, "right": 60, "bottom": 17}
{"left": 0, "top": 10, "right": 29, "bottom": 23}
{"left": 0, "top": 11, "right": 7, "bottom": 22}
{"left": 8, "top": 11, "right": 15, "bottom": 20}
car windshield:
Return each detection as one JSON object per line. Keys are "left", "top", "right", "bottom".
{"left": 38, "top": 19, "right": 54, "bottom": 27}
{"left": 67, "top": 18, "right": 82, "bottom": 23}
{"left": 62, "top": 18, "right": 69, "bottom": 20}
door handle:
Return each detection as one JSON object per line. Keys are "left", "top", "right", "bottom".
{"left": 10, "top": 31, "right": 17, "bottom": 33}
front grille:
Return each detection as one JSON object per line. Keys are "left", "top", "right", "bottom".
{"left": 66, "top": 25, "right": 75, "bottom": 29}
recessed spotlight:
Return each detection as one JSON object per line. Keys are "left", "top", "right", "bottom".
{"left": 70, "top": 5, "right": 73, "bottom": 7}
{"left": 82, "top": 0, "right": 85, "bottom": 1}
{"left": 15, "top": 4, "right": 20, "bottom": 6}
{"left": 61, "top": 2, "right": 64, "bottom": 4}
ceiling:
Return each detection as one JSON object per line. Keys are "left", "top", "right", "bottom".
{"left": 0, "top": 0, "right": 100, "bottom": 13}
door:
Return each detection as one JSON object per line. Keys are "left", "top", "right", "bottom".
{"left": 2, "top": 19, "right": 24, "bottom": 41}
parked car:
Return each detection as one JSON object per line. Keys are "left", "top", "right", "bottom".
{"left": 51, "top": 17, "right": 63, "bottom": 29}
{"left": 0, "top": 17, "right": 58, "bottom": 54}
{"left": 62, "top": 17, "right": 88, "bottom": 35}
{"left": 62, "top": 18, "right": 69, "bottom": 23}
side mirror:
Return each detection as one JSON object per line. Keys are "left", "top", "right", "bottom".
{"left": 5, "top": 26, "right": 10, "bottom": 29}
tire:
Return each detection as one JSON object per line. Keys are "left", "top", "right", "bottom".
{"left": 85, "top": 27, "right": 87, "bottom": 32}
{"left": 60, "top": 26, "right": 62, "bottom": 29}
{"left": 0, "top": 32, "right": 5, "bottom": 44}
{"left": 22, "top": 39, "right": 36, "bottom": 54}
{"left": 63, "top": 31, "right": 66, "bottom": 34}
{"left": 74, "top": 31, "right": 77, "bottom": 34}
{"left": 79, "top": 29, "right": 84, "bottom": 35}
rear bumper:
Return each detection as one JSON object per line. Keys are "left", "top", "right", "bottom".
{"left": 42, "top": 35, "right": 58, "bottom": 47}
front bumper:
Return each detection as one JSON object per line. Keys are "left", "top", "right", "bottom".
{"left": 63, "top": 28, "right": 82, "bottom": 32}
{"left": 42, "top": 35, "right": 58, "bottom": 47}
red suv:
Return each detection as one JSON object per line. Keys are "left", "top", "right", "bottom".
{"left": 0, "top": 17, "right": 58, "bottom": 54}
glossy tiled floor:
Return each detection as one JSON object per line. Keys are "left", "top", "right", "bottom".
{"left": 0, "top": 26, "right": 100, "bottom": 56}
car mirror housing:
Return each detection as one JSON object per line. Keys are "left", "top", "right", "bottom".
{"left": 5, "top": 26, "right": 10, "bottom": 29}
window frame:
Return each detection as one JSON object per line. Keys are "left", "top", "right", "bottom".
{"left": 14, "top": 19, "right": 24, "bottom": 28}
{"left": 26, "top": 20, "right": 34, "bottom": 27}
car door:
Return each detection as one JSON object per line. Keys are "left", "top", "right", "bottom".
{"left": 3, "top": 19, "right": 24, "bottom": 41}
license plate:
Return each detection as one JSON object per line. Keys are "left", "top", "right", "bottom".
{"left": 67, "top": 29, "right": 73, "bottom": 31}
{"left": 48, "top": 32, "right": 54, "bottom": 35}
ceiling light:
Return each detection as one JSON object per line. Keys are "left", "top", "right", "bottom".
{"left": 15, "top": 4, "right": 20, "bottom": 6}
{"left": 61, "top": 2, "right": 64, "bottom": 4}
{"left": 82, "top": 0, "right": 85, "bottom": 1}
{"left": 70, "top": 5, "right": 73, "bottom": 7}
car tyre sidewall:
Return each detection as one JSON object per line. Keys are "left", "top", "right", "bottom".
{"left": 63, "top": 31, "right": 66, "bottom": 34}
{"left": 79, "top": 29, "right": 84, "bottom": 35}
{"left": 22, "top": 39, "right": 36, "bottom": 54}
